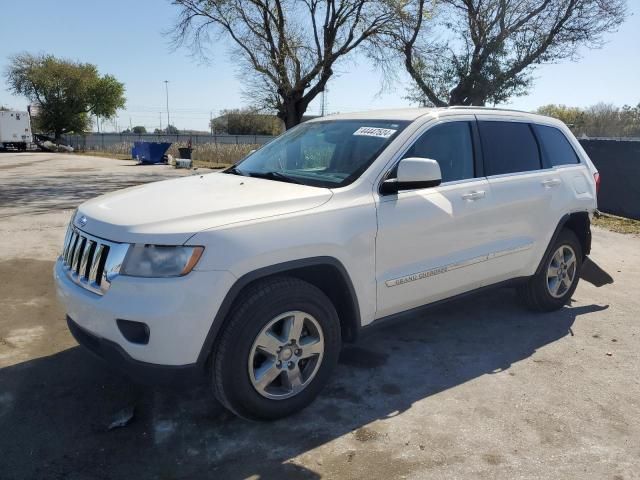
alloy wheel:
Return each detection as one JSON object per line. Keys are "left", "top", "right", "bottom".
{"left": 546, "top": 245, "right": 577, "bottom": 298}
{"left": 248, "top": 311, "right": 325, "bottom": 400}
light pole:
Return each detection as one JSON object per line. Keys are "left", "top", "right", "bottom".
{"left": 164, "top": 80, "right": 170, "bottom": 131}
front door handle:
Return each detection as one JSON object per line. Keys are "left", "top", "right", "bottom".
{"left": 542, "top": 178, "right": 562, "bottom": 188}
{"left": 462, "top": 190, "right": 486, "bottom": 201}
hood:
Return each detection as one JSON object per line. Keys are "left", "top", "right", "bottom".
{"left": 76, "top": 172, "right": 333, "bottom": 244}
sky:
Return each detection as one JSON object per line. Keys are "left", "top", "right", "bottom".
{"left": 0, "top": 0, "right": 639, "bottom": 132}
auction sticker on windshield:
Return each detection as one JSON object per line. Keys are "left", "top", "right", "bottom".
{"left": 353, "top": 127, "right": 397, "bottom": 138}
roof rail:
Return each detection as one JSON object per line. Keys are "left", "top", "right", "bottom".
{"left": 447, "top": 105, "right": 533, "bottom": 115}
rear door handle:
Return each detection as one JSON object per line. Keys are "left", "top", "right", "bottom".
{"left": 461, "top": 190, "right": 486, "bottom": 201}
{"left": 542, "top": 178, "right": 562, "bottom": 188}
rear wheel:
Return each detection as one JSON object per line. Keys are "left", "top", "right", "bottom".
{"left": 518, "top": 229, "right": 582, "bottom": 312}
{"left": 212, "top": 276, "right": 341, "bottom": 420}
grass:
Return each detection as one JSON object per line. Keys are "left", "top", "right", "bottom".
{"left": 74, "top": 141, "right": 257, "bottom": 168}
{"left": 593, "top": 212, "right": 640, "bottom": 234}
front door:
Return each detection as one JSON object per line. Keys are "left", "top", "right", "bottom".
{"left": 375, "top": 118, "right": 495, "bottom": 319}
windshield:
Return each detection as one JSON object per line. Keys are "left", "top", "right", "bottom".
{"left": 227, "top": 120, "right": 408, "bottom": 188}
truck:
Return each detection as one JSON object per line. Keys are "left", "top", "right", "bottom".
{"left": 0, "top": 110, "right": 33, "bottom": 150}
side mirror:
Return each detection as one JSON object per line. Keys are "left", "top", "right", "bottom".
{"left": 381, "top": 157, "right": 442, "bottom": 194}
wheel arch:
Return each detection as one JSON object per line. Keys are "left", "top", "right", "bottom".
{"left": 196, "top": 256, "right": 361, "bottom": 367}
{"left": 535, "top": 211, "right": 591, "bottom": 276}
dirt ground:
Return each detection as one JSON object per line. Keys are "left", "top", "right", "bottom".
{"left": 1, "top": 152, "right": 639, "bottom": 480}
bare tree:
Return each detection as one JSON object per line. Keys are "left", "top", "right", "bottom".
{"left": 172, "top": 0, "right": 395, "bottom": 128}
{"left": 381, "top": 0, "right": 627, "bottom": 107}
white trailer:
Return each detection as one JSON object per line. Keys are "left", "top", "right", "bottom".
{"left": 0, "top": 110, "right": 33, "bottom": 150}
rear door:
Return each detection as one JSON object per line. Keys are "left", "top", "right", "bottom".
{"left": 532, "top": 123, "right": 597, "bottom": 215}
{"left": 476, "top": 118, "right": 557, "bottom": 280}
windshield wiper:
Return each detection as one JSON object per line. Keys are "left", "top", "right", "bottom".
{"left": 247, "top": 171, "right": 302, "bottom": 184}
{"left": 224, "top": 164, "right": 246, "bottom": 176}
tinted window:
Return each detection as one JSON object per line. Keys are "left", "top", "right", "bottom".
{"left": 533, "top": 124, "right": 580, "bottom": 167}
{"left": 478, "top": 121, "right": 541, "bottom": 175}
{"left": 403, "top": 122, "right": 475, "bottom": 182}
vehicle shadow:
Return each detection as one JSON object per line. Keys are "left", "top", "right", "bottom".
{"left": 580, "top": 256, "right": 615, "bottom": 287}
{"left": 0, "top": 288, "right": 608, "bottom": 480}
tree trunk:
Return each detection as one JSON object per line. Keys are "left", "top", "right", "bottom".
{"left": 279, "top": 99, "right": 306, "bottom": 130}
{"left": 449, "top": 86, "right": 488, "bottom": 106}
{"left": 449, "top": 82, "right": 472, "bottom": 105}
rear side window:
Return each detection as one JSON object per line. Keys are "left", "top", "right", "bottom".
{"left": 533, "top": 124, "right": 580, "bottom": 167}
{"left": 478, "top": 121, "right": 541, "bottom": 175}
{"left": 403, "top": 122, "right": 475, "bottom": 182}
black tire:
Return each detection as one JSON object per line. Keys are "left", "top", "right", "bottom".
{"left": 212, "top": 276, "right": 341, "bottom": 420}
{"left": 518, "top": 229, "right": 583, "bottom": 312}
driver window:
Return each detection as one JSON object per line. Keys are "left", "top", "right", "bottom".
{"left": 403, "top": 122, "right": 475, "bottom": 182}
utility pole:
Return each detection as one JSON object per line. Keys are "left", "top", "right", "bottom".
{"left": 164, "top": 80, "right": 170, "bottom": 130}
{"left": 320, "top": 88, "right": 328, "bottom": 116}
{"left": 210, "top": 111, "right": 213, "bottom": 135}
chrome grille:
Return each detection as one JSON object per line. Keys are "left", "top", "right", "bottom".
{"left": 60, "top": 224, "right": 130, "bottom": 295}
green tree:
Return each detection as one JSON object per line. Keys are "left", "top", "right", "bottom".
{"left": 211, "top": 108, "right": 282, "bottom": 135}
{"left": 132, "top": 125, "right": 147, "bottom": 134}
{"left": 209, "top": 115, "right": 228, "bottom": 135}
{"left": 4, "top": 53, "right": 125, "bottom": 139}
{"left": 537, "top": 102, "right": 640, "bottom": 138}
{"left": 619, "top": 104, "right": 640, "bottom": 137}
{"left": 536, "top": 105, "right": 586, "bottom": 131}
{"left": 165, "top": 124, "right": 179, "bottom": 134}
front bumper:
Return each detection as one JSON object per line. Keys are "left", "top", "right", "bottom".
{"left": 67, "top": 316, "right": 202, "bottom": 385}
{"left": 54, "top": 257, "right": 236, "bottom": 368}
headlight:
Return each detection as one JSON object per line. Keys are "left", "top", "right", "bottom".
{"left": 121, "top": 245, "right": 204, "bottom": 278}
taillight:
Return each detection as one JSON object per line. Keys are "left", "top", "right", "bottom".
{"left": 594, "top": 172, "right": 601, "bottom": 195}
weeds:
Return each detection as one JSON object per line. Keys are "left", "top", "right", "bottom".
{"left": 593, "top": 212, "right": 640, "bottom": 234}
{"left": 77, "top": 141, "right": 258, "bottom": 167}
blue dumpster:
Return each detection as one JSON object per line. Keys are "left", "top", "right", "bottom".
{"left": 131, "top": 141, "right": 172, "bottom": 164}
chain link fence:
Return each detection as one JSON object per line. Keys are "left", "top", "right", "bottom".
{"left": 62, "top": 133, "right": 275, "bottom": 166}
{"left": 62, "top": 133, "right": 274, "bottom": 151}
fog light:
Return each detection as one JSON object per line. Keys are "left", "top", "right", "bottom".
{"left": 116, "top": 319, "right": 150, "bottom": 345}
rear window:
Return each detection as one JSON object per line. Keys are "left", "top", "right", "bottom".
{"left": 533, "top": 124, "right": 580, "bottom": 167}
{"left": 478, "top": 121, "right": 541, "bottom": 176}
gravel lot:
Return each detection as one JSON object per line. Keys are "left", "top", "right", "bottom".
{"left": 1, "top": 152, "right": 638, "bottom": 480}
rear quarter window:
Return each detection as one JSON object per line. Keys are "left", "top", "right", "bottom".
{"left": 533, "top": 124, "right": 580, "bottom": 167}
{"left": 478, "top": 121, "right": 541, "bottom": 176}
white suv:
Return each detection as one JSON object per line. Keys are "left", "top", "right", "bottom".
{"left": 54, "top": 107, "right": 599, "bottom": 419}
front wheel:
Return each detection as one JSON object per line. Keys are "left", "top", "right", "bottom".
{"left": 212, "top": 276, "right": 341, "bottom": 420}
{"left": 518, "top": 229, "right": 583, "bottom": 312}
